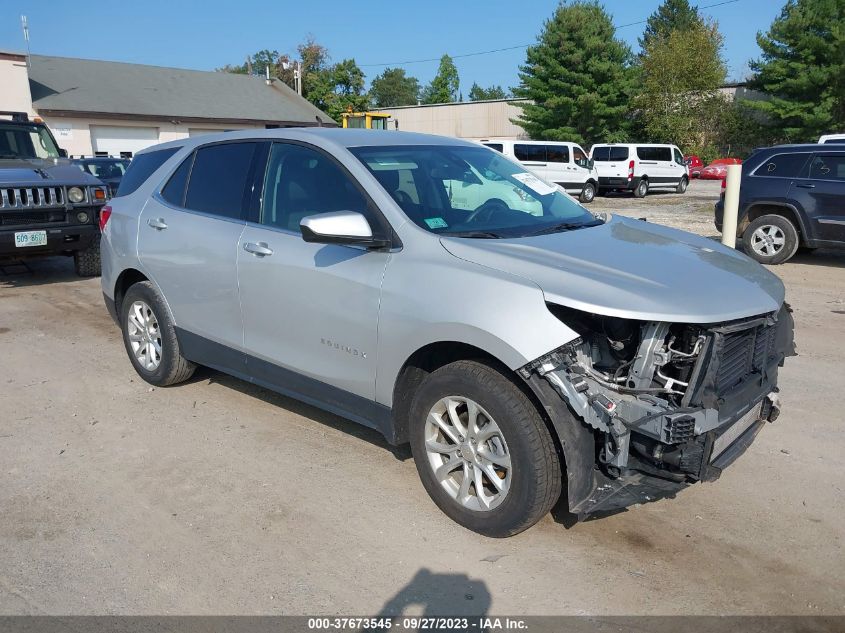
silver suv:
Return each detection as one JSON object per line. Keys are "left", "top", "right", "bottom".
{"left": 101, "top": 129, "right": 794, "bottom": 537}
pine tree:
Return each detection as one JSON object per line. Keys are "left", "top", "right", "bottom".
{"left": 468, "top": 83, "right": 508, "bottom": 101}
{"left": 639, "top": 0, "right": 702, "bottom": 50}
{"left": 422, "top": 55, "right": 460, "bottom": 104}
{"left": 370, "top": 68, "right": 420, "bottom": 107}
{"left": 746, "top": 0, "right": 845, "bottom": 141}
{"left": 512, "top": 1, "right": 634, "bottom": 145}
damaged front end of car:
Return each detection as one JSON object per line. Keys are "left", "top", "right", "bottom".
{"left": 520, "top": 302, "right": 796, "bottom": 519}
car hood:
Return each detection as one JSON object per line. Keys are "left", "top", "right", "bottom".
{"left": 440, "top": 215, "right": 785, "bottom": 323}
{"left": 0, "top": 158, "right": 101, "bottom": 186}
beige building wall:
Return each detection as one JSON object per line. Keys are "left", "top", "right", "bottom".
{"left": 380, "top": 99, "right": 529, "bottom": 140}
{"left": 0, "top": 53, "right": 36, "bottom": 116}
{"left": 38, "top": 115, "right": 262, "bottom": 156}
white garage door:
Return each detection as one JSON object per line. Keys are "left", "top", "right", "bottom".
{"left": 188, "top": 128, "right": 223, "bottom": 137}
{"left": 90, "top": 125, "right": 159, "bottom": 157}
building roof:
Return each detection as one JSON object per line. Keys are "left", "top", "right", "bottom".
{"left": 27, "top": 54, "right": 335, "bottom": 126}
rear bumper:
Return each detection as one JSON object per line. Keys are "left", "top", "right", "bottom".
{"left": 598, "top": 176, "right": 638, "bottom": 190}
{"left": 0, "top": 224, "right": 99, "bottom": 258}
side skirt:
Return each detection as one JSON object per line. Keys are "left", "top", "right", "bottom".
{"left": 175, "top": 328, "right": 397, "bottom": 444}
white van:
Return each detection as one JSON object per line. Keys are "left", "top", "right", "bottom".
{"left": 480, "top": 139, "right": 600, "bottom": 203}
{"left": 818, "top": 133, "right": 845, "bottom": 144}
{"left": 589, "top": 143, "right": 688, "bottom": 197}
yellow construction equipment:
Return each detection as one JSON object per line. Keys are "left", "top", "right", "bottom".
{"left": 340, "top": 110, "right": 393, "bottom": 130}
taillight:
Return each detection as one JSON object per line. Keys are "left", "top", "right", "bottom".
{"left": 720, "top": 178, "right": 727, "bottom": 191}
{"left": 627, "top": 160, "right": 635, "bottom": 181}
{"left": 99, "top": 205, "right": 112, "bottom": 231}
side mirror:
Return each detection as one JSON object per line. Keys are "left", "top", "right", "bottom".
{"left": 300, "top": 211, "right": 389, "bottom": 249}
{"left": 58, "top": 148, "right": 68, "bottom": 158}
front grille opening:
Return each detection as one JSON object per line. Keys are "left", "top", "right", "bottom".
{"left": 715, "top": 322, "right": 776, "bottom": 394}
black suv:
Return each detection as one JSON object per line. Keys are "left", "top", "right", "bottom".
{"left": 715, "top": 144, "right": 845, "bottom": 264}
{"left": 0, "top": 112, "right": 107, "bottom": 276}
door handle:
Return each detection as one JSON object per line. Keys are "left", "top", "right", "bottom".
{"left": 243, "top": 241, "right": 273, "bottom": 257}
{"left": 147, "top": 217, "right": 167, "bottom": 230}
{"left": 796, "top": 183, "right": 816, "bottom": 189}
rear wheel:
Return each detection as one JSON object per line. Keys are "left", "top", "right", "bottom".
{"left": 74, "top": 240, "right": 101, "bottom": 277}
{"left": 409, "top": 360, "right": 561, "bottom": 537}
{"left": 742, "top": 214, "right": 799, "bottom": 265}
{"left": 120, "top": 281, "right": 195, "bottom": 386}
{"left": 633, "top": 179, "right": 649, "bottom": 198}
{"left": 579, "top": 182, "right": 596, "bottom": 203}
{"left": 675, "top": 176, "right": 689, "bottom": 194}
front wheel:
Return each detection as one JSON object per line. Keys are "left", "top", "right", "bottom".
{"left": 409, "top": 360, "right": 561, "bottom": 537}
{"left": 633, "top": 179, "right": 649, "bottom": 198}
{"left": 579, "top": 182, "right": 596, "bottom": 203}
{"left": 675, "top": 176, "right": 689, "bottom": 194}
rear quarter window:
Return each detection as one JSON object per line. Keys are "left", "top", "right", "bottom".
{"left": 483, "top": 143, "right": 504, "bottom": 153}
{"left": 114, "top": 147, "right": 179, "bottom": 197}
{"left": 592, "top": 146, "right": 629, "bottom": 161}
{"left": 752, "top": 153, "right": 811, "bottom": 178}
{"left": 514, "top": 144, "right": 546, "bottom": 162}
{"left": 637, "top": 146, "right": 672, "bottom": 161}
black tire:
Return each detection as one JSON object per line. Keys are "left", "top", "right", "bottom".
{"left": 579, "top": 182, "right": 596, "bottom": 203}
{"left": 675, "top": 176, "right": 689, "bottom": 194}
{"left": 633, "top": 178, "right": 649, "bottom": 198}
{"left": 74, "top": 239, "right": 101, "bottom": 277}
{"left": 741, "top": 214, "right": 799, "bottom": 265}
{"left": 120, "top": 281, "right": 196, "bottom": 386}
{"left": 409, "top": 360, "right": 561, "bottom": 537}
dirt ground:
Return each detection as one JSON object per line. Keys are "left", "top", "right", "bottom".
{"left": 1, "top": 178, "right": 843, "bottom": 616}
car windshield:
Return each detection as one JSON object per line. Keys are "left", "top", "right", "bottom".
{"left": 0, "top": 123, "right": 60, "bottom": 159}
{"left": 78, "top": 159, "right": 130, "bottom": 179}
{"left": 351, "top": 144, "right": 601, "bottom": 238}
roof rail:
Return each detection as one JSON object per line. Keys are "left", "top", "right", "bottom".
{"left": 0, "top": 111, "right": 30, "bottom": 122}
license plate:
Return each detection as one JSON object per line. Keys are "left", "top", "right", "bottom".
{"left": 711, "top": 403, "right": 763, "bottom": 459}
{"left": 14, "top": 230, "right": 47, "bottom": 248}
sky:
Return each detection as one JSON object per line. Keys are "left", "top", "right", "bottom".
{"left": 0, "top": 0, "right": 784, "bottom": 93}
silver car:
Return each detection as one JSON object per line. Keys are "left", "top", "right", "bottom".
{"left": 101, "top": 129, "right": 794, "bottom": 537}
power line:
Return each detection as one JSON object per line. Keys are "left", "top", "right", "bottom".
{"left": 359, "top": 0, "right": 740, "bottom": 68}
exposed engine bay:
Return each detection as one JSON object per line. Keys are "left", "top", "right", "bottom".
{"left": 521, "top": 303, "right": 795, "bottom": 516}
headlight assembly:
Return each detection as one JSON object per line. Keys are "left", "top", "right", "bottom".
{"left": 67, "top": 187, "right": 85, "bottom": 203}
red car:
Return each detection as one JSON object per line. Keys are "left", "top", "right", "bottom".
{"left": 685, "top": 155, "right": 704, "bottom": 178}
{"left": 700, "top": 157, "right": 742, "bottom": 180}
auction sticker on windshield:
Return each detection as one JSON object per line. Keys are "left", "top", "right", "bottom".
{"left": 511, "top": 172, "right": 557, "bottom": 196}
{"left": 14, "top": 230, "right": 47, "bottom": 248}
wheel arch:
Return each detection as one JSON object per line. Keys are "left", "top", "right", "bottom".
{"left": 742, "top": 202, "right": 808, "bottom": 244}
{"left": 113, "top": 268, "right": 150, "bottom": 320}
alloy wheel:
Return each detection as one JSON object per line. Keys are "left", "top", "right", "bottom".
{"left": 750, "top": 224, "right": 786, "bottom": 257}
{"left": 424, "top": 396, "right": 512, "bottom": 512}
{"left": 127, "top": 300, "right": 162, "bottom": 371}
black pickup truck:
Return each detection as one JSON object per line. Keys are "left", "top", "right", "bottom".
{"left": 0, "top": 111, "right": 107, "bottom": 276}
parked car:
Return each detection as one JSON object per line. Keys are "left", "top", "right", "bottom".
{"left": 685, "top": 154, "right": 704, "bottom": 178}
{"left": 102, "top": 129, "right": 794, "bottom": 537}
{"left": 715, "top": 144, "right": 845, "bottom": 264}
{"left": 818, "top": 133, "right": 845, "bottom": 144}
{"left": 0, "top": 111, "right": 107, "bottom": 276}
{"left": 73, "top": 156, "right": 131, "bottom": 197}
{"left": 480, "top": 139, "right": 599, "bottom": 203}
{"left": 589, "top": 143, "right": 688, "bottom": 197}
{"left": 699, "top": 157, "right": 742, "bottom": 180}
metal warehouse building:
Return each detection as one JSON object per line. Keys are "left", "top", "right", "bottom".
{"left": 0, "top": 50, "right": 335, "bottom": 157}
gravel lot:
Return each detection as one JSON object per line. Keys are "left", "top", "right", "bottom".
{"left": 1, "top": 179, "right": 844, "bottom": 616}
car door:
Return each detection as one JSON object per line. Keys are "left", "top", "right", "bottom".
{"left": 543, "top": 144, "right": 570, "bottom": 188}
{"left": 237, "top": 141, "right": 391, "bottom": 403}
{"left": 801, "top": 152, "right": 845, "bottom": 242}
{"left": 513, "top": 143, "right": 549, "bottom": 181}
{"left": 138, "top": 141, "right": 258, "bottom": 351}
{"left": 672, "top": 147, "right": 688, "bottom": 181}
{"left": 571, "top": 144, "right": 593, "bottom": 190}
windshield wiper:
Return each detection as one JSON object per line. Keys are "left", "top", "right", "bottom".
{"left": 443, "top": 230, "right": 505, "bottom": 239}
{"left": 527, "top": 220, "right": 602, "bottom": 236}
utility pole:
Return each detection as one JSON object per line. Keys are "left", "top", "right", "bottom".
{"left": 21, "top": 16, "right": 31, "bottom": 69}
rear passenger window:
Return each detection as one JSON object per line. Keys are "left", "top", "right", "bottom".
{"left": 160, "top": 153, "right": 193, "bottom": 207}
{"left": 184, "top": 142, "right": 257, "bottom": 219}
{"left": 483, "top": 143, "right": 503, "bottom": 153}
{"left": 546, "top": 145, "right": 569, "bottom": 163}
{"left": 754, "top": 153, "right": 810, "bottom": 178}
{"left": 115, "top": 147, "right": 179, "bottom": 197}
{"left": 637, "top": 146, "right": 672, "bottom": 161}
{"left": 809, "top": 154, "right": 845, "bottom": 181}
{"left": 592, "top": 146, "right": 629, "bottom": 161}
{"left": 514, "top": 145, "right": 546, "bottom": 162}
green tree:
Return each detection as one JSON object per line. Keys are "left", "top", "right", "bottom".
{"left": 307, "top": 58, "right": 370, "bottom": 121}
{"left": 512, "top": 1, "right": 634, "bottom": 145}
{"left": 636, "top": 19, "right": 727, "bottom": 154}
{"left": 468, "top": 83, "right": 508, "bottom": 101}
{"left": 370, "top": 68, "right": 420, "bottom": 107}
{"left": 422, "top": 54, "right": 460, "bottom": 104}
{"left": 746, "top": 0, "right": 845, "bottom": 141}
{"left": 639, "top": 0, "right": 702, "bottom": 50}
